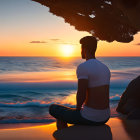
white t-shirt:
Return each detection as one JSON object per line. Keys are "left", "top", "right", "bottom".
{"left": 76, "top": 59, "right": 110, "bottom": 88}
{"left": 76, "top": 58, "right": 111, "bottom": 122}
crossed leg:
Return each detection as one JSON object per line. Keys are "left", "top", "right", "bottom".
{"left": 56, "top": 119, "right": 68, "bottom": 130}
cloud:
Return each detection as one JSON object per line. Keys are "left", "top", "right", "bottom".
{"left": 50, "top": 39, "right": 61, "bottom": 41}
{"left": 135, "top": 43, "right": 140, "bottom": 45}
{"left": 30, "top": 41, "right": 47, "bottom": 43}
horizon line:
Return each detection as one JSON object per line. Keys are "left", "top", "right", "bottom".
{"left": 0, "top": 56, "right": 140, "bottom": 57}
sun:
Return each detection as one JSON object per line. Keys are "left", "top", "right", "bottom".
{"left": 60, "top": 44, "right": 74, "bottom": 57}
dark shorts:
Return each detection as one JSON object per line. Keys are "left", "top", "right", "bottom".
{"left": 49, "top": 104, "right": 109, "bottom": 126}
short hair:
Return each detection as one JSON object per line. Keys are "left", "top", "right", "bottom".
{"left": 80, "top": 36, "right": 98, "bottom": 52}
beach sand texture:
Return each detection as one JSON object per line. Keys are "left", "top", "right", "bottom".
{"left": 0, "top": 117, "right": 140, "bottom": 140}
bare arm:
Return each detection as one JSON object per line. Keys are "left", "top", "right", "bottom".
{"left": 76, "top": 79, "right": 88, "bottom": 110}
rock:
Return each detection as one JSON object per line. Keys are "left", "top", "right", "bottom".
{"left": 127, "top": 109, "right": 140, "bottom": 120}
{"left": 116, "top": 76, "right": 140, "bottom": 119}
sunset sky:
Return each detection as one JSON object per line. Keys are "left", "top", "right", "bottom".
{"left": 0, "top": 0, "right": 140, "bottom": 57}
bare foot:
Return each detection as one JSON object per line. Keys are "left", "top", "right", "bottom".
{"left": 56, "top": 119, "right": 68, "bottom": 130}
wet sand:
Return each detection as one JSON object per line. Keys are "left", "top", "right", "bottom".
{"left": 0, "top": 117, "right": 140, "bottom": 140}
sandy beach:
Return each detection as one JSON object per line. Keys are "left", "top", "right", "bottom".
{"left": 0, "top": 117, "right": 140, "bottom": 140}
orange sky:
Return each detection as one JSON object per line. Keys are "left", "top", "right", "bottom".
{"left": 0, "top": 0, "right": 140, "bottom": 57}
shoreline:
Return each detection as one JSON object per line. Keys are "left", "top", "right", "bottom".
{"left": 0, "top": 122, "right": 54, "bottom": 130}
{"left": 0, "top": 116, "right": 121, "bottom": 130}
{"left": 0, "top": 117, "right": 140, "bottom": 140}
{"left": 0, "top": 115, "right": 123, "bottom": 130}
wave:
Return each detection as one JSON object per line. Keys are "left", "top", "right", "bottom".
{"left": 0, "top": 119, "right": 55, "bottom": 124}
{"left": 0, "top": 102, "right": 51, "bottom": 107}
{"left": 0, "top": 94, "right": 121, "bottom": 124}
{"left": 0, "top": 94, "right": 32, "bottom": 101}
{"left": 110, "top": 94, "right": 121, "bottom": 101}
{"left": 0, "top": 94, "right": 121, "bottom": 108}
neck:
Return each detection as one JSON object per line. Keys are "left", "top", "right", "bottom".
{"left": 86, "top": 55, "right": 96, "bottom": 61}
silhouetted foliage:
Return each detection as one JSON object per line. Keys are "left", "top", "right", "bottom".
{"left": 32, "top": 0, "right": 140, "bottom": 43}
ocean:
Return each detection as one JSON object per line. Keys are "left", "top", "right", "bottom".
{"left": 0, "top": 56, "right": 140, "bottom": 124}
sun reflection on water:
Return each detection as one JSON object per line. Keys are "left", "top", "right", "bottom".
{"left": 61, "top": 93, "right": 76, "bottom": 105}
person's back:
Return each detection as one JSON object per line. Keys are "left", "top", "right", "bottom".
{"left": 77, "top": 58, "right": 110, "bottom": 122}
